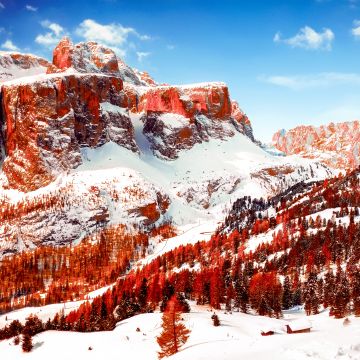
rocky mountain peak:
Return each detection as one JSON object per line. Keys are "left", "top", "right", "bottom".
{"left": 49, "top": 37, "right": 119, "bottom": 74}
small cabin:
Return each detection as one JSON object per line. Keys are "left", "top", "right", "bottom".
{"left": 261, "top": 330, "right": 275, "bottom": 336}
{"left": 286, "top": 319, "right": 312, "bottom": 334}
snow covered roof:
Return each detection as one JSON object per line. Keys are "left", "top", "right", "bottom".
{"left": 286, "top": 319, "right": 312, "bottom": 331}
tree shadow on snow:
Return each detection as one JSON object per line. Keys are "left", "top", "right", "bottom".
{"left": 33, "top": 341, "right": 44, "bottom": 350}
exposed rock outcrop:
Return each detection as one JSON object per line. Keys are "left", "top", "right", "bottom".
{"left": 231, "top": 100, "right": 255, "bottom": 141}
{"left": 49, "top": 37, "right": 119, "bottom": 74}
{"left": 1, "top": 73, "right": 137, "bottom": 191}
{"left": 124, "top": 82, "right": 252, "bottom": 159}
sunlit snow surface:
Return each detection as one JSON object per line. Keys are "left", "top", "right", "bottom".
{"left": 0, "top": 111, "right": 335, "bottom": 253}
{"left": 0, "top": 302, "right": 359, "bottom": 360}
{"left": 75, "top": 112, "right": 334, "bottom": 226}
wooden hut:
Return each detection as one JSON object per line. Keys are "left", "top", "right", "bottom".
{"left": 261, "top": 329, "right": 275, "bottom": 336}
{"left": 286, "top": 319, "right": 311, "bottom": 334}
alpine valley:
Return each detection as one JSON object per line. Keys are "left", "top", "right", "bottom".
{"left": 0, "top": 36, "right": 359, "bottom": 360}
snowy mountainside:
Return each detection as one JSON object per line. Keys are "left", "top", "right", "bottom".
{"left": 0, "top": 37, "right": 337, "bottom": 255}
{"left": 0, "top": 170, "right": 358, "bottom": 360}
{"left": 0, "top": 168, "right": 169, "bottom": 255}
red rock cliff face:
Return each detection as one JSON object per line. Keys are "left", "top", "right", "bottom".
{"left": 124, "top": 82, "right": 245, "bottom": 159}
{"left": 231, "top": 100, "right": 254, "bottom": 141}
{"left": 272, "top": 121, "right": 360, "bottom": 170}
{"left": 131, "top": 82, "right": 232, "bottom": 119}
{"left": 1, "top": 73, "right": 137, "bottom": 191}
{"left": 0, "top": 38, "right": 256, "bottom": 189}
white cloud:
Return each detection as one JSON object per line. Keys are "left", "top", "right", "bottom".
{"left": 274, "top": 26, "right": 334, "bottom": 50}
{"left": 76, "top": 19, "right": 134, "bottom": 46}
{"left": 48, "top": 23, "right": 63, "bottom": 37}
{"left": 259, "top": 72, "right": 360, "bottom": 90}
{"left": 1, "top": 40, "right": 19, "bottom": 51}
{"left": 35, "top": 20, "right": 66, "bottom": 47}
{"left": 0, "top": 2, "right": 4, "bottom": 9}
{"left": 351, "top": 20, "right": 360, "bottom": 38}
{"left": 136, "top": 51, "right": 150, "bottom": 62}
{"left": 25, "top": 4, "right": 38, "bottom": 11}
{"left": 75, "top": 19, "right": 151, "bottom": 57}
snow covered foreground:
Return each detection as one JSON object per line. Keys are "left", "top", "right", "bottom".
{"left": 1, "top": 303, "right": 359, "bottom": 360}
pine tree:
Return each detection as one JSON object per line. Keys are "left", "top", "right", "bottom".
{"left": 211, "top": 314, "right": 220, "bottom": 326}
{"left": 249, "top": 272, "right": 282, "bottom": 318}
{"left": 331, "top": 267, "right": 350, "bottom": 318}
{"left": 22, "top": 333, "right": 33, "bottom": 353}
{"left": 157, "top": 296, "right": 190, "bottom": 359}
{"left": 323, "top": 270, "right": 335, "bottom": 309}
{"left": 291, "top": 271, "right": 302, "bottom": 307}
{"left": 303, "top": 273, "right": 319, "bottom": 316}
{"left": 13, "top": 336, "right": 20, "bottom": 345}
{"left": 234, "top": 276, "right": 249, "bottom": 313}
{"left": 210, "top": 269, "right": 223, "bottom": 310}
{"left": 350, "top": 269, "right": 360, "bottom": 316}
{"left": 138, "top": 278, "right": 148, "bottom": 309}
{"left": 23, "top": 314, "right": 43, "bottom": 336}
{"left": 282, "top": 276, "right": 293, "bottom": 310}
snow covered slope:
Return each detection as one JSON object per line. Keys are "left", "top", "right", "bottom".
{"left": 0, "top": 303, "right": 359, "bottom": 360}
{"left": 0, "top": 37, "right": 336, "bottom": 254}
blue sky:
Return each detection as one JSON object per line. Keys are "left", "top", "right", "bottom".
{"left": 1, "top": 0, "right": 360, "bottom": 141}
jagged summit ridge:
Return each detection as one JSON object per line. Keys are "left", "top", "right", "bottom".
{"left": 49, "top": 37, "right": 120, "bottom": 74}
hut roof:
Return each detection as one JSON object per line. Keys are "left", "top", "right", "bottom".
{"left": 286, "top": 319, "right": 312, "bottom": 331}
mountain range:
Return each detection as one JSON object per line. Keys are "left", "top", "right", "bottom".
{"left": 0, "top": 36, "right": 359, "bottom": 360}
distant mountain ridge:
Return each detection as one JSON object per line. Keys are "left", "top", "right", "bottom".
{"left": 272, "top": 120, "right": 360, "bottom": 170}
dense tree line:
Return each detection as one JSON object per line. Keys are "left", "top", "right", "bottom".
{"left": 0, "top": 168, "right": 358, "bottom": 340}
{"left": 0, "top": 223, "right": 174, "bottom": 314}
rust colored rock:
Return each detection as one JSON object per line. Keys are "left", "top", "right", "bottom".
{"left": 50, "top": 37, "right": 119, "bottom": 75}
{"left": 123, "top": 82, "right": 243, "bottom": 159}
{"left": 231, "top": 100, "right": 255, "bottom": 141}
{"left": 135, "top": 70, "right": 157, "bottom": 86}
{"left": 272, "top": 121, "right": 360, "bottom": 170}
{"left": 1, "top": 73, "right": 137, "bottom": 191}
{"left": 135, "top": 83, "right": 232, "bottom": 119}
{"left": 131, "top": 191, "right": 170, "bottom": 225}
